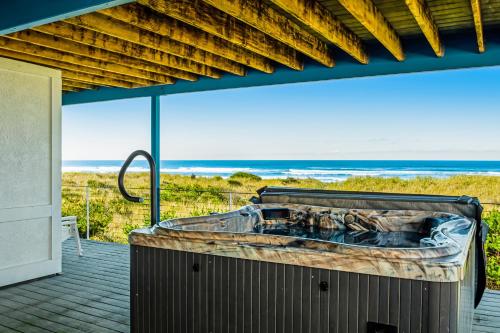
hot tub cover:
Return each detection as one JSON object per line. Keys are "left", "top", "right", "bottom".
{"left": 130, "top": 203, "right": 476, "bottom": 283}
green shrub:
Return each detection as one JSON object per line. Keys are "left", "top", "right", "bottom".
{"left": 160, "top": 208, "right": 178, "bottom": 221}
{"left": 61, "top": 191, "right": 87, "bottom": 235}
{"left": 87, "top": 179, "right": 109, "bottom": 188}
{"left": 227, "top": 179, "right": 242, "bottom": 187}
{"left": 123, "top": 222, "right": 143, "bottom": 235}
{"left": 229, "top": 172, "right": 262, "bottom": 181}
{"left": 87, "top": 197, "right": 113, "bottom": 237}
{"left": 484, "top": 210, "right": 500, "bottom": 289}
{"left": 61, "top": 186, "right": 115, "bottom": 239}
{"left": 282, "top": 177, "right": 299, "bottom": 185}
{"left": 190, "top": 207, "right": 215, "bottom": 216}
{"left": 160, "top": 183, "right": 225, "bottom": 203}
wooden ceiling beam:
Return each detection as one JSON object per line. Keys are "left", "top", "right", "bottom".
{"left": 0, "top": 36, "right": 175, "bottom": 84}
{"left": 62, "top": 86, "right": 81, "bottom": 92}
{"left": 63, "top": 79, "right": 96, "bottom": 90}
{"left": 405, "top": 0, "right": 444, "bottom": 57}
{"left": 7, "top": 30, "right": 197, "bottom": 81}
{"left": 65, "top": 13, "right": 246, "bottom": 76}
{"left": 337, "top": 0, "right": 404, "bottom": 61}
{"left": 99, "top": 4, "right": 274, "bottom": 73}
{"left": 199, "top": 0, "right": 333, "bottom": 67}
{"left": 269, "top": 0, "right": 368, "bottom": 64}
{"left": 470, "top": 0, "right": 485, "bottom": 53}
{"left": 32, "top": 23, "right": 217, "bottom": 78}
{"left": 0, "top": 47, "right": 160, "bottom": 86}
{"left": 61, "top": 70, "right": 136, "bottom": 89}
{"left": 137, "top": 0, "right": 303, "bottom": 70}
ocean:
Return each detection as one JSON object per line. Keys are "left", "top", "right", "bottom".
{"left": 62, "top": 160, "right": 500, "bottom": 182}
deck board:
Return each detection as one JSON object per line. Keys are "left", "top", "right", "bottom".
{"left": 0, "top": 239, "right": 498, "bottom": 332}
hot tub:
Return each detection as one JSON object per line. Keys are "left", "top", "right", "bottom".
{"left": 129, "top": 188, "right": 487, "bottom": 333}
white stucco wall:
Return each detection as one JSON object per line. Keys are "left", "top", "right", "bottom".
{"left": 0, "top": 57, "right": 62, "bottom": 286}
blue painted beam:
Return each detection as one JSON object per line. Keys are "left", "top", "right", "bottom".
{"left": 151, "top": 95, "right": 161, "bottom": 221}
{"left": 0, "top": 0, "right": 134, "bottom": 35}
{"left": 63, "top": 31, "right": 500, "bottom": 105}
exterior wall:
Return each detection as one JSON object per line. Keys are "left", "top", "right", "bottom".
{"left": 0, "top": 57, "right": 62, "bottom": 286}
{"left": 132, "top": 245, "right": 467, "bottom": 333}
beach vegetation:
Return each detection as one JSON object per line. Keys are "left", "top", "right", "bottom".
{"left": 227, "top": 179, "right": 242, "bottom": 187}
{"left": 485, "top": 210, "right": 500, "bottom": 289}
{"left": 229, "top": 172, "right": 262, "bottom": 181}
{"left": 62, "top": 172, "right": 500, "bottom": 288}
{"left": 282, "top": 177, "right": 300, "bottom": 184}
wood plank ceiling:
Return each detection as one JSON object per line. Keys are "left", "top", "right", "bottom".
{"left": 0, "top": 0, "right": 495, "bottom": 93}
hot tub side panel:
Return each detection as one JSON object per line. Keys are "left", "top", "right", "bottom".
{"left": 131, "top": 245, "right": 472, "bottom": 333}
{"left": 457, "top": 236, "right": 476, "bottom": 333}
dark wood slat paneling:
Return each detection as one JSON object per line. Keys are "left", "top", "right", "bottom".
{"left": 0, "top": 239, "right": 498, "bottom": 333}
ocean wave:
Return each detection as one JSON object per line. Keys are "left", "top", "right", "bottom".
{"left": 159, "top": 167, "right": 270, "bottom": 174}
{"left": 63, "top": 165, "right": 276, "bottom": 175}
{"left": 259, "top": 175, "right": 347, "bottom": 182}
{"left": 287, "top": 169, "right": 439, "bottom": 175}
{"left": 481, "top": 171, "right": 500, "bottom": 176}
{"left": 285, "top": 169, "right": 500, "bottom": 177}
{"left": 62, "top": 163, "right": 500, "bottom": 181}
{"left": 63, "top": 166, "right": 146, "bottom": 173}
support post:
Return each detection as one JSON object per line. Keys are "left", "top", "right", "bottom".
{"left": 151, "top": 95, "right": 161, "bottom": 222}
{"left": 86, "top": 184, "right": 90, "bottom": 239}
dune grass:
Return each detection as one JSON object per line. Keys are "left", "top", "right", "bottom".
{"left": 62, "top": 172, "right": 500, "bottom": 288}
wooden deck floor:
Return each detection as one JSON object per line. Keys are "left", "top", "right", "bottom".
{"left": 0, "top": 239, "right": 499, "bottom": 333}
{"left": 0, "top": 240, "right": 129, "bottom": 333}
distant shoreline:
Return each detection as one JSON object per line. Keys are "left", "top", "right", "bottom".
{"left": 62, "top": 160, "right": 500, "bottom": 182}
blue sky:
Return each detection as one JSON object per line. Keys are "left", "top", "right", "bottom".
{"left": 62, "top": 67, "right": 500, "bottom": 160}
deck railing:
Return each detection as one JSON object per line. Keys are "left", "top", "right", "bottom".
{"left": 62, "top": 184, "right": 254, "bottom": 243}
{"left": 62, "top": 183, "right": 500, "bottom": 244}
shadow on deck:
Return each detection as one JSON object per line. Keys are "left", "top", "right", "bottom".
{"left": 0, "top": 239, "right": 499, "bottom": 332}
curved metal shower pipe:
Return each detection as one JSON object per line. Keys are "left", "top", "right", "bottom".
{"left": 118, "top": 150, "right": 158, "bottom": 226}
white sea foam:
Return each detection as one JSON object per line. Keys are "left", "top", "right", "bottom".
{"left": 286, "top": 169, "right": 500, "bottom": 177}
{"left": 482, "top": 171, "right": 500, "bottom": 176}
{"left": 63, "top": 165, "right": 272, "bottom": 175}
{"left": 63, "top": 166, "right": 146, "bottom": 173}
{"left": 159, "top": 167, "right": 267, "bottom": 174}
{"left": 287, "top": 169, "right": 436, "bottom": 176}
{"left": 62, "top": 163, "right": 500, "bottom": 182}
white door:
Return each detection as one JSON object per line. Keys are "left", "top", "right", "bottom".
{"left": 0, "top": 57, "right": 62, "bottom": 287}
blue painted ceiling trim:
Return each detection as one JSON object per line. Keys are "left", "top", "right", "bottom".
{"left": 63, "top": 30, "right": 500, "bottom": 105}
{"left": 0, "top": 0, "right": 134, "bottom": 35}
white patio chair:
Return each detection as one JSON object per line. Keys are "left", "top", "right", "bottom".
{"left": 62, "top": 216, "right": 83, "bottom": 256}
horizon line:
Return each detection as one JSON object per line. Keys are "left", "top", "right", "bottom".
{"left": 62, "top": 159, "right": 500, "bottom": 162}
